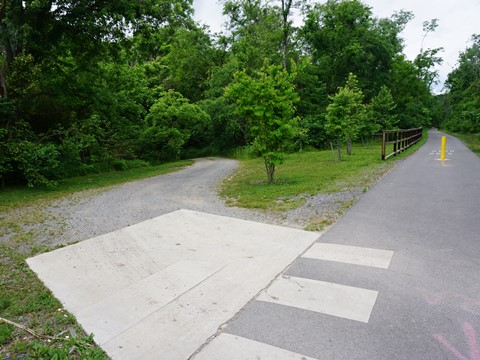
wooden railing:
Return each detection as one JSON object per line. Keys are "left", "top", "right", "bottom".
{"left": 382, "top": 128, "right": 423, "bottom": 160}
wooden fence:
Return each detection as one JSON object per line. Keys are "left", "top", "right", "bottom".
{"left": 382, "top": 128, "right": 423, "bottom": 160}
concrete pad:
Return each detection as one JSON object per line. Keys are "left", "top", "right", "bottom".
{"left": 257, "top": 275, "right": 378, "bottom": 323}
{"left": 194, "top": 333, "right": 317, "bottom": 360}
{"left": 27, "top": 210, "right": 319, "bottom": 360}
{"left": 302, "top": 243, "right": 394, "bottom": 269}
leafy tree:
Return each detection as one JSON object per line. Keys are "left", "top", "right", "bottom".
{"left": 389, "top": 55, "right": 432, "bottom": 128}
{"left": 443, "top": 35, "right": 480, "bottom": 133}
{"left": 415, "top": 19, "right": 443, "bottom": 91}
{"left": 294, "top": 61, "right": 329, "bottom": 149}
{"left": 414, "top": 48, "right": 443, "bottom": 90}
{"left": 201, "top": 57, "right": 246, "bottom": 150}
{"left": 156, "top": 26, "right": 217, "bottom": 102}
{"left": 222, "top": 0, "right": 283, "bottom": 72}
{"left": 141, "top": 90, "right": 210, "bottom": 160}
{"left": 0, "top": 121, "right": 59, "bottom": 187}
{"left": 225, "top": 62, "right": 299, "bottom": 183}
{"left": 325, "top": 73, "right": 366, "bottom": 161}
{"left": 369, "top": 85, "right": 398, "bottom": 131}
{"left": 302, "top": 0, "right": 403, "bottom": 99}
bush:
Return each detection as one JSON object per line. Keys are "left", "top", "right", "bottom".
{"left": 11, "top": 141, "right": 59, "bottom": 187}
{"left": 113, "top": 159, "right": 128, "bottom": 171}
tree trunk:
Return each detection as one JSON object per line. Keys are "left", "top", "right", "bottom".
{"left": 281, "top": 0, "right": 293, "bottom": 70}
{"left": 330, "top": 141, "right": 336, "bottom": 161}
{"left": 0, "top": 70, "right": 6, "bottom": 98}
{"left": 264, "top": 158, "right": 275, "bottom": 183}
{"left": 347, "top": 138, "right": 352, "bottom": 155}
{"left": 336, "top": 140, "right": 342, "bottom": 162}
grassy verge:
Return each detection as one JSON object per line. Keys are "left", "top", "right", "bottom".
{"left": 446, "top": 132, "right": 480, "bottom": 156}
{"left": 0, "top": 160, "right": 192, "bottom": 359}
{"left": 221, "top": 134, "right": 427, "bottom": 229}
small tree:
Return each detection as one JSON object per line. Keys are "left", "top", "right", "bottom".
{"left": 226, "top": 62, "right": 299, "bottom": 183}
{"left": 325, "top": 73, "right": 366, "bottom": 161}
{"left": 369, "top": 85, "right": 398, "bottom": 131}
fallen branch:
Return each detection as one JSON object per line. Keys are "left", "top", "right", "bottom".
{"left": 0, "top": 316, "right": 61, "bottom": 341}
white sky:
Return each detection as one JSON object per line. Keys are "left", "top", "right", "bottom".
{"left": 193, "top": 0, "right": 480, "bottom": 93}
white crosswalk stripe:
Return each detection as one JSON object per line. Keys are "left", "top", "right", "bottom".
{"left": 194, "top": 333, "right": 317, "bottom": 360}
{"left": 257, "top": 275, "right": 378, "bottom": 323}
{"left": 302, "top": 243, "right": 394, "bottom": 269}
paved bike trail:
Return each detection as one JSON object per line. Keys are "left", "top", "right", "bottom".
{"left": 195, "top": 130, "right": 480, "bottom": 359}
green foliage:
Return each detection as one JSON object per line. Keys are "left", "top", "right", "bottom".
{"left": 5, "top": 54, "right": 41, "bottom": 119}
{"left": 443, "top": 35, "right": 480, "bottom": 133}
{"left": 158, "top": 27, "right": 216, "bottom": 102}
{"left": 0, "top": 323, "right": 14, "bottom": 346}
{"left": 223, "top": 0, "right": 283, "bottom": 72}
{"left": 0, "top": 122, "right": 59, "bottom": 187}
{"left": 198, "top": 97, "right": 244, "bottom": 150}
{"left": 302, "top": 0, "right": 401, "bottom": 99}
{"left": 389, "top": 55, "right": 433, "bottom": 128}
{"left": 226, "top": 62, "right": 299, "bottom": 182}
{"left": 0, "top": 0, "right": 441, "bottom": 187}
{"left": 325, "top": 73, "right": 366, "bottom": 160}
{"left": 369, "top": 85, "right": 398, "bottom": 131}
{"left": 141, "top": 90, "right": 211, "bottom": 160}
{"left": 28, "top": 335, "right": 107, "bottom": 359}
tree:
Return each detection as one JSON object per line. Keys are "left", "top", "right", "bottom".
{"left": 225, "top": 62, "right": 299, "bottom": 183}
{"left": 222, "top": 0, "right": 283, "bottom": 72}
{"left": 278, "top": 0, "right": 305, "bottom": 70}
{"left": 302, "top": 0, "right": 403, "bottom": 99}
{"left": 154, "top": 26, "right": 216, "bottom": 102}
{"left": 0, "top": 0, "right": 198, "bottom": 186}
{"left": 389, "top": 55, "right": 432, "bottom": 128}
{"left": 369, "top": 85, "right": 398, "bottom": 131}
{"left": 443, "top": 35, "right": 480, "bottom": 133}
{"left": 141, "top": 90, "right": 211, "bottom": 160}
{"left": 325, "top": 73, "right": 366, "bottom": 161}
{"left": 0, "top": 0, "right": 194, "bottom": 101}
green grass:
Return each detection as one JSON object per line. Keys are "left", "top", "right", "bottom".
{"left": 0, "top": 243, "right": 107, "bottom": 359}
{"left": 0, "top": 160, "right": 192, "bottom": 359}
{"left": 221, "top": 134, "right": 426, "bottom": 231}
{"left": 222, "top": 142, "right": 413, "bottom": 210}
{"left": 447, "top": 132, "right": 480, "bottom": 156}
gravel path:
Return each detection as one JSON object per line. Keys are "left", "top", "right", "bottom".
{"left": 46, "top": 158, "right": 280, "bottom": 246}
{"left": 4, "top": 157, "right": 369, "bottom": 247}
